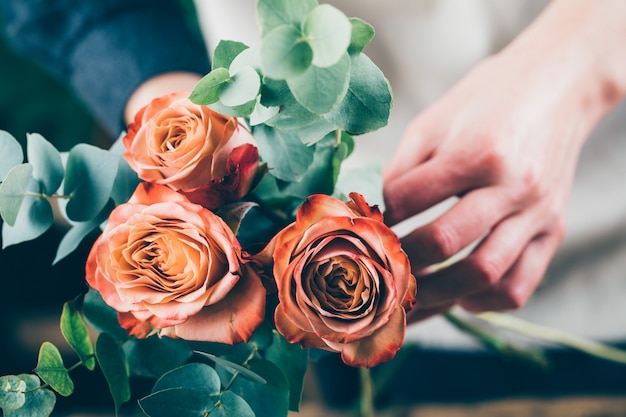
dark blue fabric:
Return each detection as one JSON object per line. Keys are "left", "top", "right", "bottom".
{"left": 1, "top": 0, "right": 210, "bottom": 137}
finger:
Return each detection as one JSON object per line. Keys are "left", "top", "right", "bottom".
{"left": 406, "top": 303, "right": 454, "bottom": 325}
{"left": 401, "top": 186, "right": 515, "bottom": 268}
{"left": 383, "top": 119, "right": 434, "bottom": 182}
{"left": 414, "top": 211, "right": 537, "bottom": 309}
{"left": 383, "top": 157, "right": 474, "bottom": 226}
{"left": 459, "top": 232, "right": 561, "bottom": 312}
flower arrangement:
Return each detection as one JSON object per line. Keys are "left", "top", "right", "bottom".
{"left": 2, "top": 1, "right": 626, "bottom": 417}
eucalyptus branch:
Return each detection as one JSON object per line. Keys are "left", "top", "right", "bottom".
{"left": 223, "top": 345, "right": 259, "bottom": 392}
{"left": 22, "top": 356, "right": 94, "bottom": 394}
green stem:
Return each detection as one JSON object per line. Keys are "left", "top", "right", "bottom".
{"left": 358, "top": 367, "right": 374, "bottom": 417}
{"left": 23, "top": 357, "right": 92, "bottom": 393}
{"left": 477, "top": 312, "right": 626, "bottom": 365}
{"left": 223, "top": 346, "right": 259, "bottom": 392}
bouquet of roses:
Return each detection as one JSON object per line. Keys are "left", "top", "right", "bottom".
{"left": 0, "top": 1, "right": 417, "bottom": 415}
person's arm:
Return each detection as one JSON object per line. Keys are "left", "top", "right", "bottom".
{"left": 1, "top": 0, "right": 210, "bottom": 136}
{"left": 383, "top": 0, "right": 626, "bottom": 320}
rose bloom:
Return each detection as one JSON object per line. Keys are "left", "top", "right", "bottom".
{"left": 86, "top": 183, "right": 265, "bottom": 344}
{"left": 261, "top": 193, "right": 416, "bottom": 368}
{"left": 123, "top": 91, "right": 259, "bottom": 209}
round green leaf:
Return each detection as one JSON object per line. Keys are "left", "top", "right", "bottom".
{"left": 4, "top": 376, "right": 55, "bottom": 417}
{"left": 296, "top": 118, "right": 336, "bottom": 146}
{"left": 208, "top": 98, "right": 257, "bottom": 118}
{"left": 35, "top": 342, "right": 74, "bottom": 397}
{"left": 0, "top": 375, "right": 27, "bottom": 411}
{"left": 63, "top": 144, "right": 119, "bottom": 222}
{"left": 0, "top": 163, "right": 33, "bottom": 226}
{"left": 257, "top": 0, "right": 317, "bottom": 35}
{"left": 194, "top": 351, "right": 267, "bottom": 385}
{"left": 139, "top": 388, "right": 217, "bottom": 417}
{"left": 287, "top": 52, "right": 350, "bottom": 114}
{"left": 249, "top": 100, "right": 280, "bottom": 126}
{"left": 212, "top": 391, "right": 255, "bottom": 417}
{"left": 61, "top": 300, "right": 95, "bottom": 370}
{"left": 348, "top": 18, "right": 375, "bottom": 55}
{"left": 324, "top": 53, "right": 393, "bottom": 135}
{"left": 219, "top": 66, "right": 261, "bottom": 107}
{"left": 0, "top": 130, "right": 23, "bottom": 180}
{"left": 261, "top": 79, "right": 319, "bottom": 130}
{"left": 303, "top": 4, "right": 352, "bottom": 67}
{"left": 26, "top": 133, "right": 64, "bottom": 195}
{"left": 212, "top": 40, "right": 249, "bottom": 70}
{"left": 189, "top": 67, "right": 230, "bottom": 105}
{"left": 261, "top": 25, "right": 313, "bottom": 80}
{"left": 151, "top": 363, "right": 220, "bottom": 395}
{"left": 95, "top": 332, "right": 131, "bottom": 413}
{"left": 229, "top": 47, "right": 261, "bottom": 74}
{"left": 52, "top": 217, "right": 102, "bottom": 265}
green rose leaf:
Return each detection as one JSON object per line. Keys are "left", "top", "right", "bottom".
{"left": 264, "top": 331, "right": 309, "bottom": 412}
{"left": 26, "top": 133, "right": 64, "bottom": 196}
{"left": 151, "top": 363, "right": 220, "bottom": 394}
{"left": 34, "top": 342, "right": 74, "bottom": 397}
{"left": 52, "top": 217, "right": 102, "bottom": 265}
{"left": 212, "top": 40, "right": 249, "bottom": 70}
{"left": 123, "top": 337, "right": 192, "bottom": 379}
{"left": 60, "top": 300, "right": 96, "bottom": 371}
{"left": 325, "top": 53, "right": 393, "bottom": 135}
{"left": 303, "top": 4, "right": 352, "bottom": 68}
{"left": 81, "top": 289, "right": 127, "bottom": 341}
{"left": 0, "top": 130, "right": 23, "bottom": 180}
{"left": 253, "top": 124, "right": 315, "bottom": 182}
{"left": 64, "top": 144, "right": 118, "bottom": 222}
{"left": 95, "top": 332, "right": 131, "bottom": 413}
{"left": 219, "top": 66, "right": 261, "bottom": 107}
{"left": 0, "top": 375, "right": 27, "bottom": 411}
{"left": 257, "top": 0, "right": 317, "bottom": 35}
{"left": 3, "top": 375, "right": 55, "bottom": 417}
{"left": 222, "top": 358, "right": 289, "bottom": 417}
{"left": 287, "top": 52, "right": 350, "bottom": 114}
{"left": 348, "top": 18, "right": 375, "bottom": 55}
{"left": 0, "top": 163, "right": 33, "bottom": 226}
{"left": 139, "top": 388, "right": 219, "bottom": 417}
{"left": 1, "top": 178, "right": 53, "bottom": 249}
{"left": 260, "top": 25, "right": 313, "bottom": 80}
{"left": 194, "top": 351, "right": 267, "bottom": 385}
{"left": 189, "top": 67, "right": 230, "bottom": 105}
{"left": 212, "top": 391, "right": 255, "bottom": 417}
{"left": 215, "top": 201, "right": 259, "bottom": 235}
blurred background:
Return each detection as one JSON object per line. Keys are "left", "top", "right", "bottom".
{"left": 1, "top": 11, "right": 626, "bottom": 417}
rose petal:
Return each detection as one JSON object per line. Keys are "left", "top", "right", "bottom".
{"left": 274, "top": 305, "right": 327, "bottom": 349}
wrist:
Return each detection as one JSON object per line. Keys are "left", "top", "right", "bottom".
{"left": 125, "top": 72, "right": 203, "bottom": 124}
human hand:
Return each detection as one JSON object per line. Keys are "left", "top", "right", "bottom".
{"left": 383, "top": 3, "right": 626, "bottom": 320}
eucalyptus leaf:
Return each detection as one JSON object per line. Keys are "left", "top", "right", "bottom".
{"left": 212, "top": 40, "right": 249, "bottom": 70}
{"left": 189, "top": 67, "right": 230, "bottom": 105}
{"left": 261, "top": 79, "right": 319, "bottom": 130}
{"left": 0, "top": 130, "right": 23, "bottom": 180}
{"left": 82, "top": 289, "right": 127, "bottom": 341}
{"left": 26, "top": 133, "right": 64, "bottom": 195}
{"left": 219, "top": 66, "right": 261, "bottom": 107}
{"left": 60, "top": 300, "right": 96, "bottom": 370}
{"left": 253, "top": 124, "right": 315, "bottom": 182}
{"left": 110, "top": 156, "right": 141, "bottom": 205}
{"left": 229, "top": 47, "right": 261, "bottom": 74}
{"left": 95, "top": 332, "right": 131, "bottom": 413}
{"left": 336, "top": 162, "right": 385, "bottom": 210}
{"left": 215, "top": 201, "right": 259, "bottom": 235}
{"left": 139, "top": 388, "right": 219, "bottom": 417}
{"left": 325, "top": 53, "right": 393, "bottom": 135}
{"left": 4, "top": 375, "right": 55, "bottom": 417}
{"left": 257, "top": 0, "right": 318, "bottom": 35}
{"left": 0, "top": 375, "right": 26, "bottom": 410}
{"left": 303, "top": 4, "right": 352, "bottom": 67}
{"left": 212, "top": 391, "right": 255, "bottom": 417}
{"left": 0, "top": 163, "right": 33, "bottom": 226}
{"left": 123, "top": 337, "right": 192, "bottom": 379}
{"left": 249, "top": 100, "right": 280, "bottom": 126}
{"left": 348, "top": 18, "right": 375, "bottom": 55}
{"left": 297, "top": 119, "right": 336, "bottom": 146}
{"left": 34, "top": 342, "right": 74, "bottom": 397}
{"left": 52, "top": 217, "right": 102, "bottom": 265}
{"left": 260, "top": 25, "right": 313, "bottom": 80}
{"left": 63, "top": 144, "right": 118, "bottom": 222}
{"left": 287, "top": 53, "right": 350, "bottom": 114}
{"left": 1, "top": 178, "right": 53, "bottom": 249}
{"left": 208, "top": 98, "right": 257, "bottom": 118}
{"left": 151, "top": 363, "right": 220, "bottom": 394}
{"left": 194, "top": 351, "right": 267, "bottom": 385}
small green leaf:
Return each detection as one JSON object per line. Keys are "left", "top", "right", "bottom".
{"left": 252, "top": 124, "right": 315, "bottom": 182}
{"left": 194, "top": 351, "right": 267, "bottom": 384}
{"left": 219, "top": 66, "right": 261, "bottom": 107}
{"left": 53, "top": 217, "right": 102, "bottom": 265}
{"left": 26, "top": 133, "right": 64, "bottom": 195}
{"left": 229, "top": 47, "right": 261, "bottom": 74}
{"left": 287, "top": 52, "right": 350, "bottom": 114}
{"left": 95, "top": 332, "right": 131, "bottom": 413}
{"left": 215, "top": 201, "right": 259, "bottom": 235}
{"left": 336, "top": 162, "right": 385, "bottom": 210}
{"left": 110, "top": 156, "right": 141, "bottom": 205}
{"left": 264, "top": 331, "right": 309, "bottom": 412}
{"left": 123, "top": 337, "right": 192, "bottom": 379}
{"left": 303, "top": 4, "right": 352, "bottom": 67}
{"left": 35, "top": 342, "right": 74, "bottom": 397}
{"left": 249, "top": 100, "right": 280, "bottom": 126}
{"left": 3, "top": 375, "right": 55, "bottom": 417}
{"left": 189, "top": 67, "right": 230, "bottom": 105}
{"left": 0, "top": 130, "right": 23, "bottom": 180}
{"left": 60, "top": 300, "right": 96, "bottom": 370}
{"left": 0, "top": 163, "right": 33, "bottom": 226}
{"left": 63, "top": 144, "right": 118, "bottom": 222}
{"left": 348, "top": 18, "right": 375, "bottom": 55}
{"left": 139, "top": 388, "right": 219, "bottom": 417}
{"left": 257, "top": 0, "right": 318, "bottom": 35}
{"left": 0, "top": 375, "right": 27, "bottom": 410}
{"left": 260, "top": 25, "right": 313, "bottom": 80}
{"left": 82, "top": 289, "right": 127, "bottom": 341}
{"left": 296, "top": 119, "right": 336, "bottom": 146}
{"left": 212, "top": 40, "right": 250, "bottom": 70}
{"left": 151, "top": 363, "right": 220, "bottom": 395}
{"left": 261, "top": 79, "right": 319, "bottom": 130}
{"left": 325, "top": 53, "right": 393, "bottom": 135}
{"left": 212, "top": 391, "right": 255, "bottom": 417}
{"left": 208, "top": 98, "right": 257, "bottom": 118}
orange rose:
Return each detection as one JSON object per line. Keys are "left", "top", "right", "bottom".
{"left": 85, "top": 183, "right": 265, "bottom": 344}
{"left": 262, "top": 193, "right": 416, "bottom": 368}
{"left": 123, "top": 91, "right": 259, "bottom": 209}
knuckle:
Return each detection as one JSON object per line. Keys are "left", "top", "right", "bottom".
{"left": 497, "top": 287, "right": 530, "bottom": 310}
{"left": 467, "top": 254, "right": 503, "bottom": 288}
{"left": 426, "top": 223, "right": 459, "bottom": 261}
